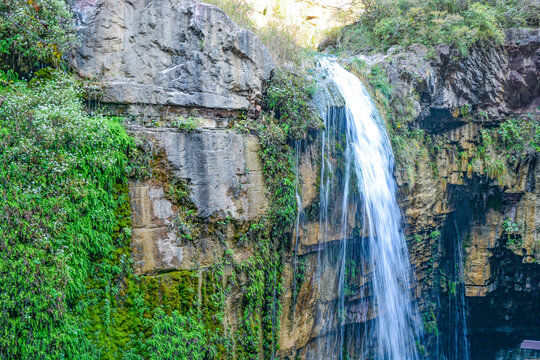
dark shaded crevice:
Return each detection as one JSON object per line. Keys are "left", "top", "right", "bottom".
{"left": 418, "top": 108, "right": 465, "bottom": 134}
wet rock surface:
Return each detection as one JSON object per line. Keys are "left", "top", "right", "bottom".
{"left": 368, "top": 29, "right": 540, "bottom": 358}
{"left": 290, "top": 29, "right": 540, "bottom": 358}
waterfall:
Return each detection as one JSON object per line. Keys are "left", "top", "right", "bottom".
{"left": 449, "top": 220, "right": 470, "bottom": 360}
{"left": 291, "top": 140, "right": 304, "bottom": 355}
{"left": 308, "top": 58, "right": 423, "bottom": 359}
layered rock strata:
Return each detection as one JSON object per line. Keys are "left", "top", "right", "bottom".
{"left": 73, "top": 0, "right": 273, "bottom": 110}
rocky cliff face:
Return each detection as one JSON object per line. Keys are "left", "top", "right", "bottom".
{"left": 72, "top": 1, "right": 539, "bottom": 357}
{"left": 73, "top": 0, "right": 273, "bottom": 111}
{"left": 383, "top": 28, "right": 539, "bottom": 126}
{"left": 73, "top": 0, "right": 272, "bottom": 271}
{"left": 73, "top": 1, "right": 281, "bottom": 356}
{"left": 364, "top": 28, "right": 540, "bottom": 358}
{"left": 276, "top": 29, "right": 539, "bottom": 359}
{"left": 129, "top": 128, "right": 267, "bottom": 274}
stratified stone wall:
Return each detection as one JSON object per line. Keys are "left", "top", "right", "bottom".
{"left": 129, "top": 127, "right": 267, "bottom": 275}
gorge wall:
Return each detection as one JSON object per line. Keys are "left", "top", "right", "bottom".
{"left": 357, "top": 28, "right": 540, "bottom": 358}
{"left": 71, "top": 0, "right": 539, "bottom": 358}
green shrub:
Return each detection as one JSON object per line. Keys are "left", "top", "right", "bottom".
{"left": 465, "top": 3, "right": 505, "bottom": 42}
{"left": 369, "top": 64, "right": 393, "bottom": 101}
{"left": 502, "top": 218, "right": 521, "bottom": 234}
{"left": 170, "top": 116, "right": 199, "bottom": 132}
{"left": 502, "top": 218, "right": 523, "bottom": 247}
{"left": 484, "top": 0, "right": 540, "bottom": 27}
{"left": 146, "top": 309, "right": 210, "bottom": 360}
{"left": 422, "top": 306, "right": 439, "bottom": 336}
{"left": 0, "top": 0, "right": 76, "bottom": 72}
{"left": 231, "top": 69, "right": 323, "bottom": 359}
{"left": 258, "top": 69, "right": 322, "bottom": 232}
{"left": 497, "top": 115, "right": 540, "bottom": 160}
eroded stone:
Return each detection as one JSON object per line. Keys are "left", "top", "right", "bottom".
{"left": 72, "top": 0, "right": 274, "bottom": 110}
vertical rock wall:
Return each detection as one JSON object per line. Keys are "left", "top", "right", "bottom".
{"left": 367, "top": 28, "right": 540, "bottom": 358}
{"left": 72, "top": 1, "right": 282, "bottom": 356}
{"left": 73, "top": 0, "right": 273, "bottom": 110}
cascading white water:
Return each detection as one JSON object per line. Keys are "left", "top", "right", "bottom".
{"left": 311, "top": 58, "right": 423, "bottom": 359}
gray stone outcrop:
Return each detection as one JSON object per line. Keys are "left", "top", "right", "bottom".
{"left": 146, "top": 127, "right": 267, "bottom": 220}
{"left": 374, "top": 28, "right": 539, "bottom": 128}
{"left": 72, "top": 0, "right": 274, "bottom": 110}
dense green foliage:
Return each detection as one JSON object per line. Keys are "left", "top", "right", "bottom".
{"left": 0, "top": 0, "right": 75, "bottom": 72}
{"left": 260, "top": 69, "right": 321, "bottom": 227}
{"left": 231, "top": 68, "right": 323, "bottom": 359}
{"left": 170, "top": 115, "right": 200, "bottom": 133}
{"left": 333, "top": 0, "right": 539, "bottom": 55}
{"left": 0, "top": 82, "right": 232, "bottom": 356}
{"left": 146, "top": 308, "right": 208, "bottom": 359}
{"left": 0, "top": 72, "right": 137, "bottom": 358}
{"left": 496, "top": 114, "right": 540, "bottom": 161}
{"left": 263, "top": 68, "right": 321, "bottom": 140}
{"left": 469, "top": 114, "right": 540, "bottom": 184}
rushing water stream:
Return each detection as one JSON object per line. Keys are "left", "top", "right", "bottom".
{"left": 307, "top": 59, "right": 424, "bottom": 359}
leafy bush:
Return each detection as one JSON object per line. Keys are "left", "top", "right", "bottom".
{"left": 502, "top": 218, "right": 521, "bottom": 234}
{"left": 0, "top": 0, "right": 76, "bottom": 72}
{"left": 502, "top": 218, "right": 523, "bottom": 247}
{"left": 331, "top": 0, "right": 539, "bottom": 54}
{"left": 369, "top": 64, "right": 393, "bottom": 101}
{"left": 484, "top": 0, "right": 540, "bottom": 27}
{"left": 258, "top": 69, "right": 322, "bottom": 230}
{"left": 170, "top": 116, "right": 200, "bottom": 132}
{"left": 0, "top": 72, "right": 137, "bottom": 358}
